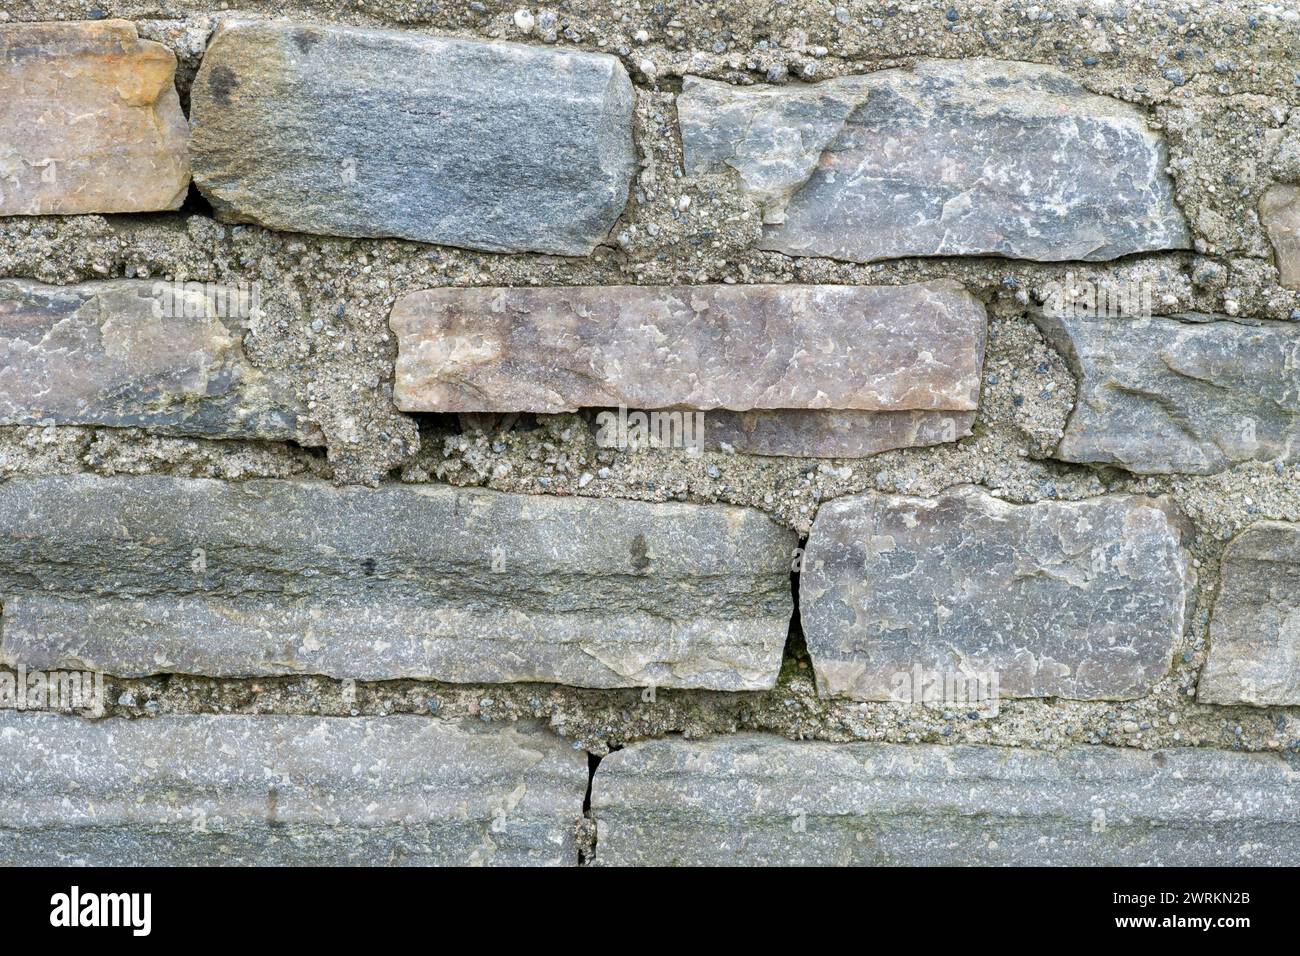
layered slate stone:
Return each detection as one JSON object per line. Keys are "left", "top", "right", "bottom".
{"left": 1035, "top": 311, "right": 1300, "bottom": 475}
{"left": 1262, "top": 184, "right": 1300, "bottom": 288}
{"left": 0, "top": 20, "right": 189, "bottom": 215}
{"left": 189, "top": 21, "right": 635, "bottom": 255}
{"left": 591, "top": 735, "right": 1300, "bottom": 866}
{"left": 0, "top": 476, "right": 795, "bottom": 690}
{"left": 0, "top": 279, "right": 320, "bottom": 444}
{"left": 701, "top": 409, "right": 974, "bottom": 458}
{"left": 800, "top": 487, "right": 1191, "bottom": 701}
{"left": 680, "top": 60, "right": 1189, "bottom": 263}
{"left": 0, "top": 713, "right": 586, "bottom": 866}
{"left": 392, "top": 281, "right": 985, "bottom": 457}
{"left": 1199, "top": 522, "right": 1300, "bottom": 706}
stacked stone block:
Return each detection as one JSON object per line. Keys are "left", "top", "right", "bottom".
{"left": 1, "top": 7, "right": 1298, "bottom": 866}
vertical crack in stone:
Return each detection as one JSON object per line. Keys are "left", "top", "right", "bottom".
{"left": 577, "top": 748, "right": 613, "bottom": 867}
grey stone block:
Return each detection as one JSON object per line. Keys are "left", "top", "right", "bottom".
{"left": 0, "top": 712, "right": 586, "bottom": 866}
{"left": 0, "top": 475, "right": 796, "bottom": 690}
{"left": 701, "top": 409, "right": 974, "bottom": 458}
{"left": 591, "top": 734, "right": 1300, "bottom": 865}
{"left": 190, "top": 21, "right": 636, "bottom": 255}
{"left": 0, "top": 279, "right": 320, "bottom": 443}
{"left": 1200, "top": 521, "right": 1300, "bottom": 706}
{"left": 1036, "top": 311, "right": 1300, "bottom": 475}
{"left": 800, "top": 486, "right": 1192, "bottom": 701}
{"left": 680, "top": 60, "right": 1189, "bottom": 263}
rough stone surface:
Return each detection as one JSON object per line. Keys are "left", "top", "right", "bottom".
{"left": 0, "top": 0, "right": 1298, "bottom": 862}
{"left": 1262, "top": 184, "right": 1300, "bottom": 289}
{"left": 1036, "top": 311, "right": 1300, "bottom": 475}
{"left": 0, "top": 475, "right": 796, "bottom": 690}
{"left": 702, "top": 409, "right": 974, "bottom": 458}
{"left": 189, "top": 20, "right": 635, "bottom": 255}
{"left": 680, "top": 60, "right": 1190, "bottom": 263}
{"left": 0, "top": 20, "right": 190, "bottom": 216}
{"left": 0, "top": 712, "right": 586, "bottom": 866}
{"left": 591, "top": 734, "right": 1300, "bottom": 866}
{"left": 391, "top": 281, "right": 986, "bottom": 420}
{"left": 1199, "top": 521, "right": 1300, "bottom": 706}
{"left": 800, "top": 486, "right": 1192, "bottom": 701}
{"left": 0, "top": 279, "right": 320, "bottom": 443}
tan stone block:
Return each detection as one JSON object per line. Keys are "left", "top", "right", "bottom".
{"left": 1262, "top": 184, "right": 1300, "bottom": 289}
{"left": 0, "top": 20, "right": 189, "bottom": 215}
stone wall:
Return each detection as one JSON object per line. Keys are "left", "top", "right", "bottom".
{"left": 1, "top": 0, "right": 1299, "bottom": 866}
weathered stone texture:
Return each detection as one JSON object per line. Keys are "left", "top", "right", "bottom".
{"left": 1036, "top": 311, "right": 1300, "bottom": 475}
{"left": 800, "top": 487, "right": 1192, "bottom": 701}
{"left": 1199, "top": 521, "right": 1300, "bottom": 706}
{"left": 0, "top": 713, "right": 586, "bottom": 866}
{"left": 0, "top": 476, "right": 795, "bottom": 690}
{"left": 1262, "top": 184, "right": 1300, "bottom": 288}
{"left": 591, "top": 735, "right": 1300, "bottom": 866}
{"left": 0, "top": 20, "right": 190, "bottom": 215}
{"left": 680, "top": 75, "right": 859, "bottom": 223}
{"left": 680, "top": 60, "right": 1189, "bottom": 263}
{"left": 702, "top": 409, "right": 974, "bottom": 458}
{"left": 190, "top": 21, "right": 635, "bottom": 255}
{"left": 392, "top": 281, "right": 985, "bottom": 458}
{"left": 0, "top": 279, "right": 320, "bottom": 444}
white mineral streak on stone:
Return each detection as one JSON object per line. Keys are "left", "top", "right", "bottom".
{"left": 800, "top": 486, "right": 1193, "bottom": 701}
{"left": 1199, "top": 521, "right": 1300, "bottom": 706}
{"left": 0, "top": 475, "right": 795, "bottom": 691}
{"left": 590, "top": 734, "right": 1300, "bottom": 866}
{"left": 0, "top": 712, "right": 587, "bottom": 866}
{"left": 679, "top": 60, "right": 1190, "bottom": 263}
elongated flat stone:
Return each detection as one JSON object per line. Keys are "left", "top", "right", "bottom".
{"left": 800, "top": 486, "right": 1192, "bottom": 701}
{"left": 0, "top": 20, "right": 189, "bottom": 215}
{"left": 0, "top": 713, "right": 586, "bottom": 866}
{"left": 1262, "top": 184, "right": 1300, "bottom": 289}
{"left": 1199, "top": 521, "right": 1300, "bottom": 706}
{"left": 591, "top": 735, "right": 1300, "bottom": 866}
{"left": 702, "top": 409, "right": 974, "bottom": 458}
{"left": 680, "top": 60, "right": 1189, "bottom": 263}
{"left": 591, "top": 408, "right": 973, "bottom": 459}
{"left": 391, "top": 281, "right": 986, "bottom": 418}
{"left": 0, "top": 279, "right": 320, "bottom": 444}
{"left": 1035, "top": 311, "right": 1300, "bottom": 475}
{"left": 0, "top": 476, "right": 795, "bottom": 690}
{"left": 190, "top": 21, "right": 635, "bottom": 255}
